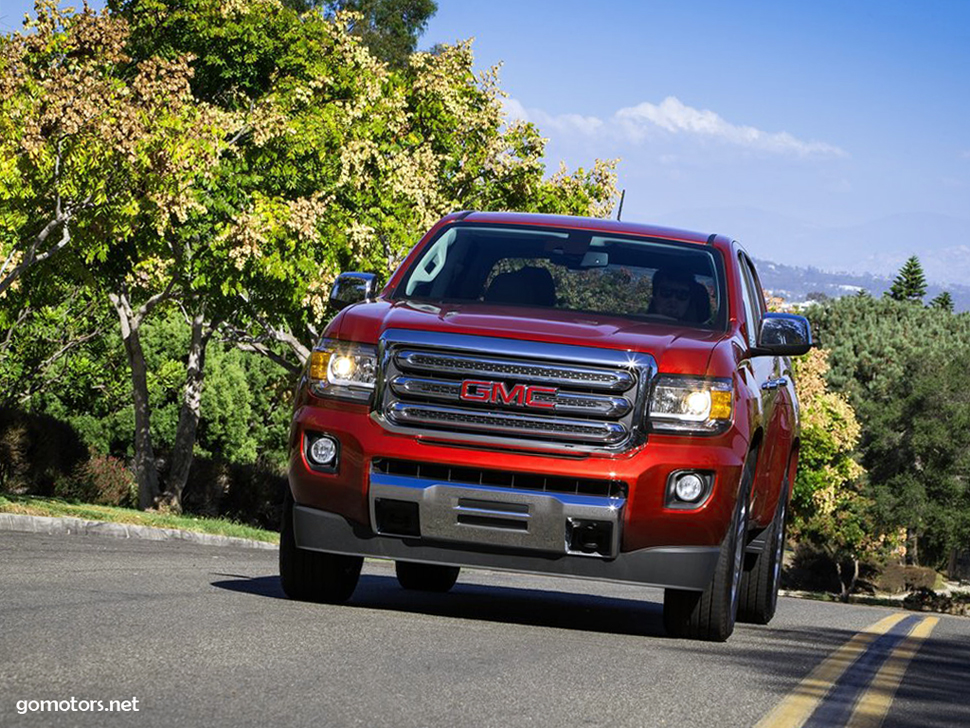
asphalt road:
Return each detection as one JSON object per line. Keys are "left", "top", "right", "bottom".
{"left": 2, "top": 530, "right": 969, "bottom": 728}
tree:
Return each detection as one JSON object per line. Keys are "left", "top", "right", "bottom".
{"left": 887, "top": 255, "right": 927, "bottom": 303}
{"left": 930, "top": 291, "right": 954, "bottom": 312}
{"left": 788, "top": 348, "right": 877, "bottom": 599}
{"left": 860, "top": 350, "right": 970, "bottom": 567}
{"left": 0, "top": 2, "right": 229, "bottom": 509}
{"left": 807, "top": 294, "right": 970, "bottom": 567}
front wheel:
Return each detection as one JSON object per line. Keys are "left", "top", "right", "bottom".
{"left": 663, "top": 453, "right": 753, "bottom": 641}
{"left": 279, "top": 490, "right": 362, "bottom": 604}
{"left": 395, "top": 561, "right": 460, "bottom": 593}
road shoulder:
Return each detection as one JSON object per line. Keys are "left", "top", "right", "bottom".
{"left": 0, "top": 512, "right": 277, "bottom": 551}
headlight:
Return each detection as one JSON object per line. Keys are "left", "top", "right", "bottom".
{"left": 308, "top": 339, "right": 378, "bottom": 401}
{"left": 649, "top": 375, "right": 733, "bottom": 434}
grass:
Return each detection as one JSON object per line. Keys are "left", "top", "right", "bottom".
{"left": 0, "top": 494, "right": 279, "bottom": 544}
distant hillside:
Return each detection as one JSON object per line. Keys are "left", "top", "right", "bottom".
{"left": 753, "top": 258, "right": 970, "bottom": 313}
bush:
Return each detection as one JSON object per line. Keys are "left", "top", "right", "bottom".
{"left": 58, "top": 454, "right": 137, "bottom": 507}
{"left": 0, "top": 408, "right": 87, "bottom": 495}
{"left": 0, "top": 420, "right": 29, "bottom": 492}
{"left": 902, "top": 588, "right": 970, "bottom": 616}
{"left": 875, "top": 563, "right": 939, "bottom": 594}
{"left": 180, "top": 455, "right": 286, "bottom": 531}
{"left": 782, "top": 544, "right": 842, "bottom": 593}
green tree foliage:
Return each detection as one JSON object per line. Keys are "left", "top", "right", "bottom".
{"left": 28, "top": 306, "right": 291, "bottom": 469}
{"left": 112, "top": 0, "right": 618, "bottom": 362}
{"left": 930, "top": 291, "right": 954, "bottom": 312}
{"left": 807, "top": 294, "right": 970, "bottom": 567}
{"left": 856, "top": 351, "right": 970, "bottom": 568}
{"left": 0, "top": 265, "right": 108, "bottom": 408}
{"left": 0, "top": 1, "right": 228, "bottom": 299}
{"left": 807, "top": 294, "right": 970, "bottom": 401}
{"left": 887, "top": 255, "right": 927, "bottom": 303}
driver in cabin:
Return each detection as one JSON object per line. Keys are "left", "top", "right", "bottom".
{"left": 647, "top": 267, "right": 711, "bottom": 323}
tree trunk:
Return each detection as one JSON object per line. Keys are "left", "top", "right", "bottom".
{"left": 906, "top": 529, "right": 920, "bottom": 566}
{"left": 109, "top": 291, "right": 160, "bottom": 510}
{"left": 158, "top": 310, "right": 212, "bottom": 514}
{"left": 837, "top": 557, "right": 859, "bottom": 602}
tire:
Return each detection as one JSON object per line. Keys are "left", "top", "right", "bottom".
{"left": 279, "top": 490, "right": 362, "bottom": 603}
{"left": 663, "top": 452, "right": 753, "bottom": 642}
{"left": 737, "top": 479, "right": 789, "bottom": 625}
{"left": 395, "top": 561, "right": 460, "bottom": 593}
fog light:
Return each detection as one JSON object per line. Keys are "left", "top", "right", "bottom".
{"left": 307, "top": 435, "right": 338, "bottom": 466}
{"left": 674, "top": 473, "right": 705, "bottom": 502}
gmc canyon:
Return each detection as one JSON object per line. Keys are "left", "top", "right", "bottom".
{"left": 281, "top": 211, "right": 812, "bottom": 641}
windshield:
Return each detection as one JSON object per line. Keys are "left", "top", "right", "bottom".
{"left": 393, "top": 224, "right": 726, "bottom": 329}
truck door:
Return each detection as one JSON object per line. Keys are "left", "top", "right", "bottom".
{"left": 737, "top": 253, "right": 790, "bottom": 525}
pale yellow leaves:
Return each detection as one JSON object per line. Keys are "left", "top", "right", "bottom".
{"left": 285, "top": 195, "right": 332, "bottom": 244}
{"left": 302, "top": 271, "right": 337, "bottom": 324}
{"left": 793, "top": 347, "right": 865, "bottom": 516}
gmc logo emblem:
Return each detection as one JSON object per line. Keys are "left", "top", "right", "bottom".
{"left": 459, "top": 380, "right": 557, "bottom": 408}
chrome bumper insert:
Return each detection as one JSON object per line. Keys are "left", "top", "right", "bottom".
{"left": 369, "top": 471, "right": 624, "bottom": 558}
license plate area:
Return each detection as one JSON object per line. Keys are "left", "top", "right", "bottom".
{"left": 369, "top": 473, "right": 624, "bottom": 558}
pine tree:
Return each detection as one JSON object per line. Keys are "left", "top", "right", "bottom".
{"left": 887, "top": 256, "right": 927, "bottom": 303}
{"left": 930, "top": 291, "right": 954, "bottom": 312}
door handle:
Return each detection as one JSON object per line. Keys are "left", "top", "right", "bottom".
{"left": 761, "top": 377, "right": 788, "bottom": 391}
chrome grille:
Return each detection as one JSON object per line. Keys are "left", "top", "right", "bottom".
{"left": 396, "top": 350, "right": 633, "bottom": 390}
{"left": 376, "top": 330, "right": 654, "bottom": 452}
{"left": 390, "top": 376, "right": 632, "bottom": 418}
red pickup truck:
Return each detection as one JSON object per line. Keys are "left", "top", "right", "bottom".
{"left": 281, "top": 211, "right": 812, "bottom": 641}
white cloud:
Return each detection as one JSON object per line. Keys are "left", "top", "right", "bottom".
{"left": 502, "top": 98, "right": 529, "bottom": 125}
{"left": 615, "top": 97, "right": 847, "bottom": 158}
{"left": 503, "top": 98, "right": 603, "bottom": 136}
{"left": 506, "top": 95, "right": 847, "bottom": 159}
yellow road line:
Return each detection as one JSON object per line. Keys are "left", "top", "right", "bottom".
{"left": 754, "top": 613, "right": 910, "bottom": 728}
{"left": 845, "top": 616, "right": 939, "bottom": 728}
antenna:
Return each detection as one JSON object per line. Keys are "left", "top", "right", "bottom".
{"left": 616, "top": 189, "right": 626, "bottom": 221}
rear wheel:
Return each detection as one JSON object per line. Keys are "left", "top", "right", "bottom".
{"left": 663, "top": 453, "right": 753, "bottom": 641}
{"left": 395, "top": 561, "right": 460, "bottom": 593}
{"left": 279, "top": 490, "right": 362, "bottom": 603}
{"left": 737, "top": 479, "right": 788, "bottom": 624}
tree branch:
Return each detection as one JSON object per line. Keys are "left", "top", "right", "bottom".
{"left": 0, "top": 306, "right": 32, "bottom": 353}
{"left": 0, "top": 192, "right": 93, "bottom": 296}
{"left": 35, "top": 328, "right": 102, "bottom": 375}
{"left": 226, "top": 124, "right": 252, "bottom": 146}
{"left": 131, "top": 275, "right": 178, "bottom": 329}
{"left": 234, "top": 341, "right": 302, "bottom": 375}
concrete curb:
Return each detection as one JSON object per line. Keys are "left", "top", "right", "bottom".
{"left": 0, "top": 512, "right": 278, "bottom": 551}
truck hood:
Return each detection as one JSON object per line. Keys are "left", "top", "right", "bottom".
{"left": 331, "top": 300, "right": 726, "bottom": 375}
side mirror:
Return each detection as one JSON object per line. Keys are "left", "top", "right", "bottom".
{"left": 753, "top": 313, "right": 813, "bottom": 356}
{"left": 329, "top": 272, "right": 378, "bottom": 312}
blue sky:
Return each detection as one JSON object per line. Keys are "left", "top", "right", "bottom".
{"left": 3, "top": 1, "right": 968, "bottom": 282}
{"left": 423, "top": 1, "right": 970, "bottom": 282}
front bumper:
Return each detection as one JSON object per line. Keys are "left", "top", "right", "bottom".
{"left": 294, "top": 504, "right": 721, "bottom": 591}
{"left": 288, "top": 397, "right": 749, "bottom": 591}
